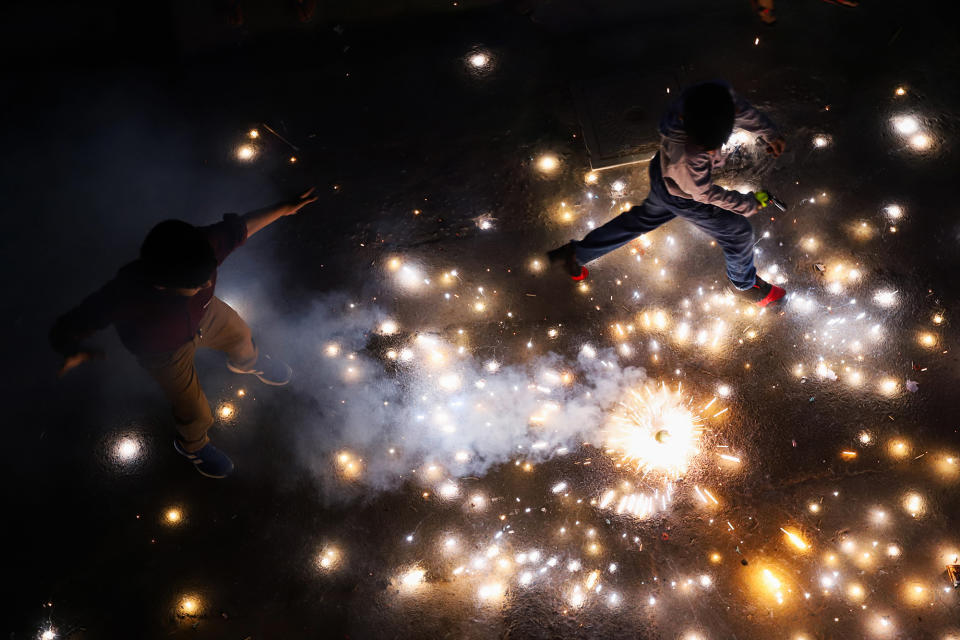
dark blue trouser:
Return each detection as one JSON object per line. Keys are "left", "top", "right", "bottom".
{"left": 573, "top": 154, "right": 757, "bottom": 290}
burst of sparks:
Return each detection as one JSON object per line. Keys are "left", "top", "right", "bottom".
{"left": 602, "top": 383, "right": 706, "bottom": 478}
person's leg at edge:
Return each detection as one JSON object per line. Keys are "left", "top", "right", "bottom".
{"left": 198, "top": 297, "right": 258, "bottom": 372}
{"left": 572, "top": 196, "right": 675, "bottom": 265}
{"left": 201, "top": 296, "right": 292, "bottom": 385}
{"left": 676, "top": 205, "right": 757, "bottom": 290}
{"left": 138, "top": 341, "right": 214, "bottom": 453}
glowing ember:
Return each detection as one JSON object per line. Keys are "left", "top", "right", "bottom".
{"left": 113, "top": 436, "right": 142, "bottom": 462}
{"left": 165, "top": 508, "right": 182, "bottom": 524}
{"left": 918, "top": 332, "right": 937, "bottom": 348}
{"left": 336, "top": 451, "right": 363, "bottom": 479}
{"left": 884, "top": 203, "right": 903, "bottom": 219}
{"left": 178, "top": 596, "right": 200, "bottom": 616}
{"left": 602, "top": 383, "right": 706, "bottom": 477}
{"left": 236, "top": 144, "right": 256, "bottom": 161}
{"left": 873, "top": 289, "right": 897, "bottom": 307}
{"left": 400, "top": 566, "right": 426, "bottom": 589}
{"left": 218, "top": 403, "right": 235, "bottom": 420}
{"left": 378, "top": 319, "right": 399, "bottom": 335}
{"left": 892, "top": 115, "right": 920, "bottom": 135}
{"left": 902, "top": 491, "right": 925, "bottom": 517}
{"left": 318, "top": 546, "right": 341, "bottom": 570}
{"left": 468, "top": 52, "right": 489, "bottom": 68}
{"left": 535, "top": 154, "right": 559, "bottom": 173}
{"left": 909, "top": 132, "right": 932, "bottom": 150}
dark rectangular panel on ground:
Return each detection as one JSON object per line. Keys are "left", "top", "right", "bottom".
{"left": 573, "top": 71, "right": 676, "bottom": 170}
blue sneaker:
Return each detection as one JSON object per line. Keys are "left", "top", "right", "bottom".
{"left": 227, "top": 354, "right": 292, "bottom": 386}
{"left": 174, "top": 440, "right": 235, "bottom": 478}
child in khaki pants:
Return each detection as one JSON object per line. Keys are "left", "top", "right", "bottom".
{"left": 51, "top": 189, "right": 317, "bottom": 478}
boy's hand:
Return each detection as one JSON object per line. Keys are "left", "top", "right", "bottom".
{"left": 57, "top": 349, "right": 105, "bottom": 377}
{"left": 765, "top": 136, "right": 786, "bottom": 157}
{"left": 284, "top": 188, "right": 319, "bottom": 216}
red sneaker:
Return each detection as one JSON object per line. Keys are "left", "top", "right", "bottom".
{"left": 738, "top": 276, "right": 786, "bottom": 307}
{"left": 547, "top": 243, "right": 588, "bottom": 280}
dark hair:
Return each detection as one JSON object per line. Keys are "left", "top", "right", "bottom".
{"left": 140, "top": 220, "right": 216, "bottom": 288}
{"left": 682, "top": 82, "right": 735, "bottom": 150}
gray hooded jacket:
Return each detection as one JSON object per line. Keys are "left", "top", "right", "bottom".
{"left": 658, "top": 84, "right": 780, "bottom": 216}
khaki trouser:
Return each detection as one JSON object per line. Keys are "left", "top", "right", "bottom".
{"left": 137, "top": 297, "right": 258, "bottom": 452}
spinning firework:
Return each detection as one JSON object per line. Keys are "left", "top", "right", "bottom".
{"left": 602, "top": 383, "right": 707, "bottom": 478}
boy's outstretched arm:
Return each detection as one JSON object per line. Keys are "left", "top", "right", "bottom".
{"left": 50, "top": 281, "right": 117, "bottom": 376}
{"left": 241, "top": 188, "right": 319, "bottom": 237}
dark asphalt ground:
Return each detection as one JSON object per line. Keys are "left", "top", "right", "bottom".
{"left": 4, "top": 0, "right": 960, "bottom": 638}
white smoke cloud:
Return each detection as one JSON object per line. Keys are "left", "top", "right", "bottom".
{"left": 268, "top": 294, "right": 647, "bottom": 498}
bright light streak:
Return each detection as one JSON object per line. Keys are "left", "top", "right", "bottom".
{"left": 780, "top": 527, "right": 809, "bottom": 551}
